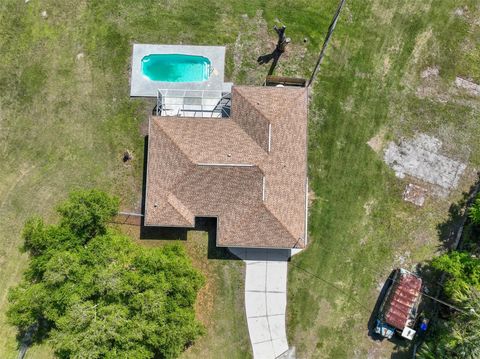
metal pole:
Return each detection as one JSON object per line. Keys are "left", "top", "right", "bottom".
{"left": 307, "top": 0, "right": 347, "bottom": 87}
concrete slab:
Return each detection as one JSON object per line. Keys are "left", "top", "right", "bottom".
{"left": 268, "top": 315, "right": 287, "bottom": 340}
{"left": 245, "top": 262, "right": 267, "bottom": 291}
{"left": 246, "top": 292, "right": 267, "bottom": 317}
{"left": 130, "top": 44, "right": 226, "bottom": 97}
{"left": 266, "top": 249, "right": 291, "bottom": 261}
{"left": 266, "top": 261, "right": 288, "bottom": 292}
{"left": 245, "top": 248, "right": 269, "bottom": 261}
{"left": 252, "top": 340, "right": 276, "bottom": 359}
{"left": 266, "top": 292, "right": 287, "bottom": 316}
{"left": 272, "top": 338, "right": 289, "bottom": 357}
{"left": 384, "top": 134, "right": 466, "bottom": 191}
{"left": 248, "top": 317, "right": 271, "bottom": 343}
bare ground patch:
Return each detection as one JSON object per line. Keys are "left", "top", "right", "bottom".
{"left": 367, "top": 127, "right": 387, "bottom": 154}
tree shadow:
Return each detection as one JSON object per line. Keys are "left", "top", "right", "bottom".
{"left": 436, "top": 176, "right": 480, "bottom": 250}
{"left": 389, "top": 343, "right": 412, "bottom": 359}
{"left": 257, "top": 49, "right": 283, "bottom": 76}
{"left": 393, "top": 176, "right": 480, "bottom": 357}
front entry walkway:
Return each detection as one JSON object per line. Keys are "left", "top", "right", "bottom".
{"left": 229, "top": 248, "right": 298, "bottom": 359}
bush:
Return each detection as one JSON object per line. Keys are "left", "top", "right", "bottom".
{"left": 8, "top": 190, "right": 204, "bottom": 359}
{"left": 431, "top": 252, "right": 480, "bottom": 303}
{"left": 469, "top": 195, "right": 480, "bottom": 225}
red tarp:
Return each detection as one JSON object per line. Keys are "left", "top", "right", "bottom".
{"left": 384, "top": 271, "right": 422, "bottom": 330}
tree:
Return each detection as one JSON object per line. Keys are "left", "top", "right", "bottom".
{"left": 431, "top": 251, "right": 480, "bottom": 303}
{"left": 8, "top": 190, "right": 204, "bottom": 359}
{"left": 57, "top": 189, "right": 120, "bottom": 241}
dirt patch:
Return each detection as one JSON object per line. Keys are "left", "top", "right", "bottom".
{"left": 367, "top": 128, "right": 387, "bottom": 153}
{"left": 411, "top": 29, "right": 433, "bottom": 65}
{"left": 363, "top": 199, "right": 376, "bottom": 216}
{"left": 308, "top": 186, "right": 317, "bottom": 208}
{"left": 229, "top": 10, "right": 308, "bottom": 85}
{"left": 403, "top": 28, "right": 434, "bottom": 86}
{"left": 421, "top": 66, "right": 439, "bottom": 79}
{"left": 403, "top": 183, "right": 427, "bottom": 206}
{"left": 314, "top": 299, "right": 333, "bottom": 327}
{"left": 230, "top": 10, "right": 271, "bottom": 84}
{"left": 371, "top": 2, "right": 395, "bottom": 24}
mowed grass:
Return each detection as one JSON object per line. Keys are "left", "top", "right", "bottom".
{"left": 0, "top": 0, "right": 479, "bottom": 358}
{"left": 288, "top": 0, "right": 480, "bottom": 358}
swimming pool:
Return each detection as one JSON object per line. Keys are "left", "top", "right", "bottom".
{"left": 141, "top": 54, "right": 211, "bottom": 82}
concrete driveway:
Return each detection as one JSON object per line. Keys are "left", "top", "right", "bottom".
{"left": 229, "top": 248, "right": 298, "bottom": 359}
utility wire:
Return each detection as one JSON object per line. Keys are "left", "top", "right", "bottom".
{"left": 307, "top": 0, "right": 347, "bottom": 87}
{"left": 289, "top": 243, "right": 471, "bottom": 316}
{"left": 289, "top": 261, "right": 372, "bottom": 313}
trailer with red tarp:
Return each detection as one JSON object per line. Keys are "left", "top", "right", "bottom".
{"left": 374, "top": 268, "right": 423, "bottom": 340}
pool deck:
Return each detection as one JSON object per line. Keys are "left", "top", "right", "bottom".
{"left": 130, "top": 44, "right": 228, "bottom": 97}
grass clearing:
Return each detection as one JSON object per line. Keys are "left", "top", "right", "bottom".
{"left": 288, "top": 0, "right": 480, "bottom": 358}
{"left": 0, "top": 0, "right": 479, "bottom": 358}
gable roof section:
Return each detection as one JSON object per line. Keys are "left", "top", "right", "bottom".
{"left": 145, "top": 85, "right": 308, "bottom": 248}
{"left": 233, "top": 87, "right": 308, "bottom": 242}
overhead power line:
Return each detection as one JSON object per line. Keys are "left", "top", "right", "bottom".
{"left": 289, "top": 243, "right": 471, "bottom": 316}
{"left": 308, "top": 0, "right": 347, "bottom": 87}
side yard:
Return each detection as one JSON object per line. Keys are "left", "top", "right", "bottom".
{"left": 0, "top": 0, "right": 478, "bottom": 358}
{"left": 288, "top": 1, "right": 480, "bottom": 358}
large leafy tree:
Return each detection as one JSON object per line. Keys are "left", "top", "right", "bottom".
{"left": 8, "top": 190, "right": 204, "bottom": 359}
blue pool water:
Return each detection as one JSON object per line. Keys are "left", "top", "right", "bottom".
{"left": 141, "top": 54, "right": 211, "bottom": 82}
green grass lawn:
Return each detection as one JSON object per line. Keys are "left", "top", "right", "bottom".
{"left": 0, "top": 0, "right": 479, "bottom": 358}
{"left": 287, "top": 1, "right": 480, "bottom": 358}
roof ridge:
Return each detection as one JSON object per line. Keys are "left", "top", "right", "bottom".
{"left": 231, "top": 88, "right": 271, "bottom": 154}
{"left": 166, "top": 192, "right": 195, "bottom": 225}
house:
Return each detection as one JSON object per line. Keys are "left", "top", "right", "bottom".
{"left": 144, "top": 85, "right": 308, "bottom": 249}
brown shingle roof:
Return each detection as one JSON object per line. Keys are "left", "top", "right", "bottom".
{"left": 145, "top": 86, "right": 308, "bottom": 248}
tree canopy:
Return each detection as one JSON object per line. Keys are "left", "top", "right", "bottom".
{"left": 431, "top": 251, "right": 480, "bottom": 303}
{"left": 8, "top": 189, "right": 204, "bottom": 359}
{"left": 418, "top": 249, "right": 480, "bottom": 358}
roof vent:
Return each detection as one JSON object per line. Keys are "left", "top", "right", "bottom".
{"left": 227, "top": 153, "right": 232, "bottom": 157}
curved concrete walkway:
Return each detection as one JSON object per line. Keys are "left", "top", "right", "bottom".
{"left": 229, "top": 248, "right": 298, "bottom": 359}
